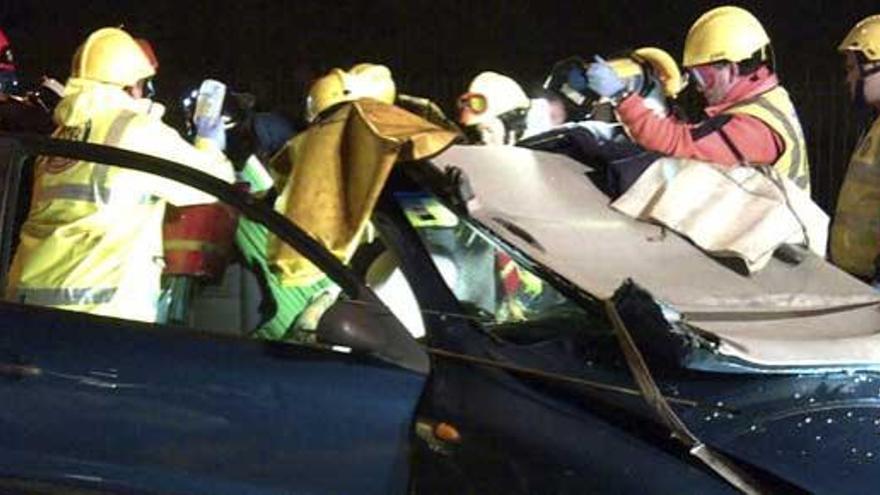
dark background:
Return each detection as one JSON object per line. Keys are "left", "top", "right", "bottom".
{"left": 1, "top": 0, "right": 877, "bottom": 210}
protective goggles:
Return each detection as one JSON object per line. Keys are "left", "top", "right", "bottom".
{"left": 686, "top": 63, "right": 724, "bottom": 89}
{"left": 457, "top": 92, "right": 488, "bottom": 115}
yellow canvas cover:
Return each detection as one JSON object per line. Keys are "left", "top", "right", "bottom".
{"left": 269, "top": 99, "right": 458, "bottom": 285}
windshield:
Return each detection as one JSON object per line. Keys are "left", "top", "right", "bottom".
{"left": 393, "top": 189, "right": 609, "bottom": 343}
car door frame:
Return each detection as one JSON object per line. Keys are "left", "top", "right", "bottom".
{"left": 0, "top": 133, "right": 427, "bottom": 373}
{"left": 0, "top": 133, "right": 429, "bottom": 495}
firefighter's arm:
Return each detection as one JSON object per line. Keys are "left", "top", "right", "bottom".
{"left": 125, "top": 120, "right": 236, "bottom": 206}
{"left": 617, "top": 95, "right": 783, "bottom": 166}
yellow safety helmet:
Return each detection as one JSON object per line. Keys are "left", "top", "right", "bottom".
{"left": 305, "top": 64, "right": 398, "bottom": 123}
{"left": 71, "top": 27, "right": 156, "bottom": 87}
{"left": 632, "top": 47, "right": 685, "bottom": 97}
{"left": 839, "top": 15, "right": 880, "bottom": 62}
{"left": 682, "top": 6, "right": 770, "bottom": 68}
{"left": 604, "top": 47, "right": 684, "bottom": 100}
{"left": 348, "top": 63, "right": 397, "bottom": 104}
{"left": 458, "top": 71, "right": 529, "bottom": 127}
{"left": 305, "top": 68, "right": 352, "bottom": 122}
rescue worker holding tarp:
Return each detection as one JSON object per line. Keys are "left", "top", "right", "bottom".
{"left": 233, "top": 68, "right": 352, "bottom": 341}
{"left": 235, "top": 65, "right": 392, "bottom": 341}
{"left": 831, "top": 15, "right": 880, "bottom": 281}
{"left": 586, "top": 5, "right": 811, "bottom": 192}
{"left": 269, "top": 63, "right": 458, "bottom": 274}
{"left": 237, "top": 63, "right": 456, "bottom": 340}
{"left": 5, "top": 27, "right": 234, "bottom": 322}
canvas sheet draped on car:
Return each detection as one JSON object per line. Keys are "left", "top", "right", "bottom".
{"left": 428, "top": 145, "right": 880, "bottom": 372}
{"left": 269, "top": 99, "right": 458, "bottom": 285}
{"left": 611, "top": 157, "right": 828, "bottom": 273}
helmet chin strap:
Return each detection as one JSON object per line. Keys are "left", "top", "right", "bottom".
{"left": 498, "top": 107, "right": 529, "bottom": 144}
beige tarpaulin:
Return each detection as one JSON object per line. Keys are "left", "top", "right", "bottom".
{"left": 611, "top": 158, "right": 829, "bottom": 273}
{"left": 268, "top": 99, "right": 459, "bottom": 285}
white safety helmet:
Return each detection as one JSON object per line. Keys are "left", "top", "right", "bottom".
{"left": 458, "top": 71, "right": 530, "bottom": 127}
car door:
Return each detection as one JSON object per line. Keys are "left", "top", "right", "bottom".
{"left": 0, "top": 135, "right": 428, "bottom": 495}
{"left": 367, "top": 169, "right": 739, "bottom": 494}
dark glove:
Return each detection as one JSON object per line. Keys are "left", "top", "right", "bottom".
{"left": 567, "top": 66, "right": 589, "bottom": 92}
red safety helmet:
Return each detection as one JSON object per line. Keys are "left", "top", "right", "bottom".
{"left": 135, "top": 38, "right": 159, "bottom": 71}
{"left": 0, "top": 28, "right": 16, "bottom": 72}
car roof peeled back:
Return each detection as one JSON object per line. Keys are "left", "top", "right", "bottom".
{"left": 425, "top": 145, "right": 880, "bottom": 372}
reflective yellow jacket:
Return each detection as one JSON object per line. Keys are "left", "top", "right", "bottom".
{"left": 830, "top": 116, "right": 880, "bottom": 278}
{"left": 6, "top": 79, "right": 235, "bottom": 322}
{"left": 726, "top": 86, "right": 811, "bottom": 192}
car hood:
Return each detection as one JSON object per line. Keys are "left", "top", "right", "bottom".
{"left": 425, "top": 145, "right": 880, "bottom": 371}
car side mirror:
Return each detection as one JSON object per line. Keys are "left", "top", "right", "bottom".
{"left": 316, "top": 293, "right": 429, "bottom": 374}
{"left": 316, "top": 298, "right": 389, "bottom": 354}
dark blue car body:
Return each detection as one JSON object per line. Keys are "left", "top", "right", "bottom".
{"left": 0, "top": 135, "right": 427, "bottom": 495}
{"left": 1, "top": 135, "right": 879, "bottom": 495}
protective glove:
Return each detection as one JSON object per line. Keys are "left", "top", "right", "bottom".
{"left": 586, "top": 56, "right": 627, "bottom": 100}
{"left": 194, "top": 114, "right": 226, "bottom": 151}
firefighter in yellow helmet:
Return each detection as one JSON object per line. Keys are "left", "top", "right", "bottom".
{"left": 304, "top": 68, "right": 350, "bottom": 123}
{"left": 304, "top": 63, "right": 397, "bottom": 123}
{"left": 831, "top": 15, "right": 880, "bottom": 280}
{"left": 5, "top": 27, "right": 235, "bottom": 322}
{"left": 238, "top": 63, "right": 401, "bottom": 339}
{"left": 349, "top": 63, "right": 396, "bottom": 105}
{"left": 584, "top": 5, "right": 810, "bottom": 192}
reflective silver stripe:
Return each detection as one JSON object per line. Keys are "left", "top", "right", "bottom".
{"left": 38, "top": 111, "right": 154, "bottom": 205}
{"left": 40, "top": 183, "right": 112, "bottom": 202}
{"left": 38, "top": 183, "right": 156, "bottom": 205}
{"left": 105, "top": 110, "right": 138, "bottom": 146}
{"left": 751, "top": 96, "right": 805, "bottom": 183}
{"left": 90, "top": 164, "right": 110, "bottom": 203}
{"left": 14, "top": 287, "right": 117, "bottom": 306}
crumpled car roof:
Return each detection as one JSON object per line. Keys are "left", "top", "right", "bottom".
{"left": 427, "top": 145, "right": 880, "bottom": 369}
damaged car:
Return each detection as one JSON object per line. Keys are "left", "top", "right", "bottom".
{"left": 1, "top": 131, "right": 880, "bottom": 495}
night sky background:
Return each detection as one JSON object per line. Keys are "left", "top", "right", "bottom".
{"left": 1, "top": 0, "right": 878, "bottom": 209}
